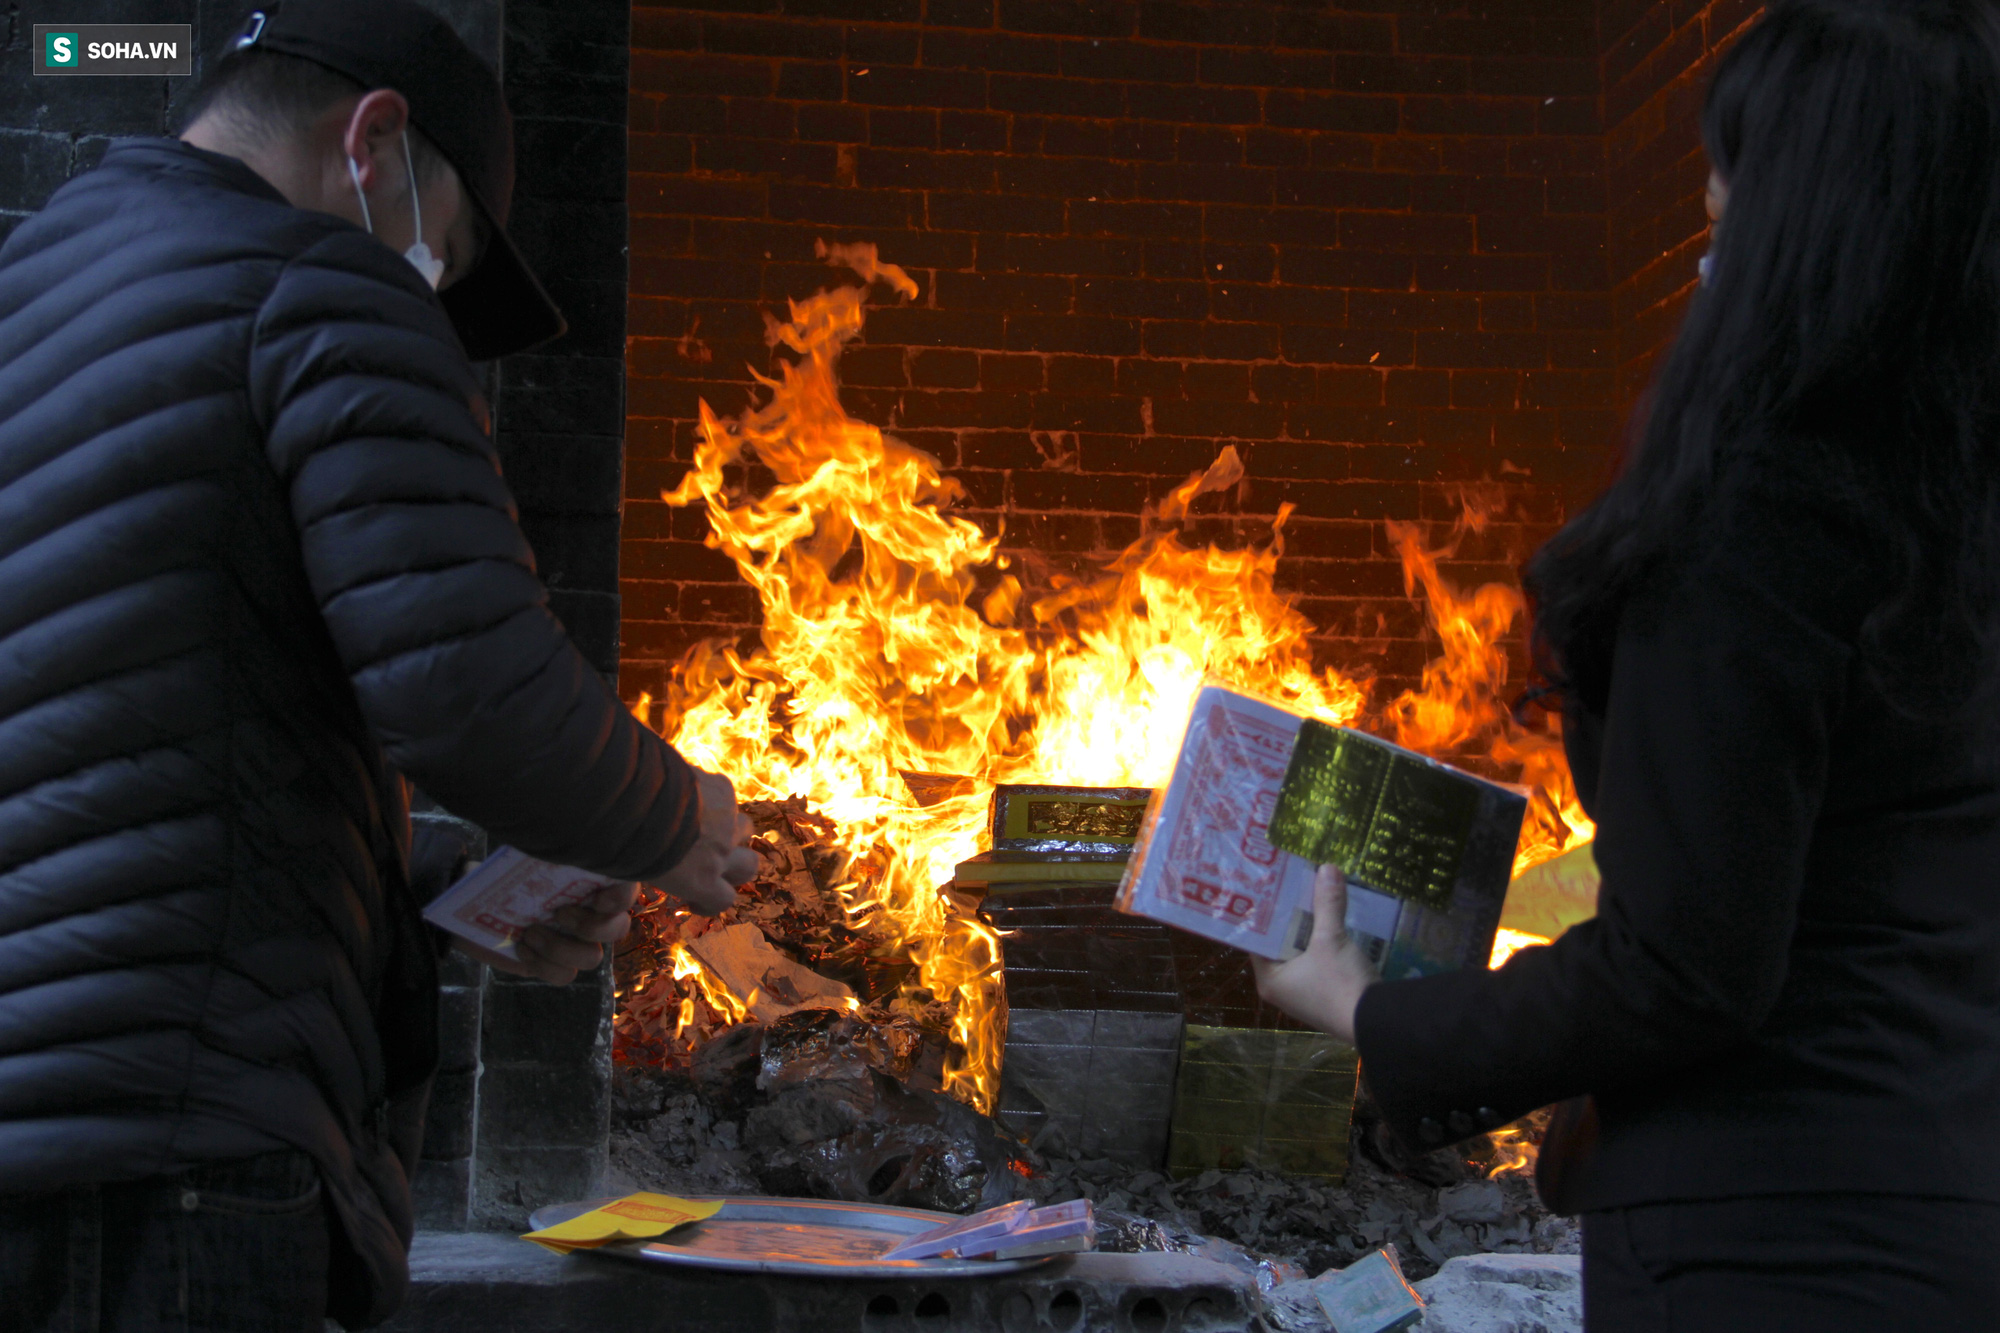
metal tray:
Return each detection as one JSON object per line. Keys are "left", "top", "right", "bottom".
{"left": 525, "top": 1196, "right": 1060, "bottom": 1279}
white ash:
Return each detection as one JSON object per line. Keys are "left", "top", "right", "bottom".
{"left": 605, "top": 1071, "right": 761, "bottom": 1198}
{"left": 1411, "top": 1254, "right": 1583, "bottom": 1333}
{"left": 997, "top": 1142, "right": 1578, "bottom": 1284}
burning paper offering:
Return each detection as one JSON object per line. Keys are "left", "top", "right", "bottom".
{"left": 1117, "top": 685, "right": 1525, "bottom": 973}
{"left": 422, "top": 846, "right": 619, "bottom": 960}
{"left": 521, "top": 1193, "right": 722, "bottom": 1255}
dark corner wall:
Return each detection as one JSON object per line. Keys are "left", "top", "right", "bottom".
{"left": 1598, "top": 0, "right": 1757, "bottom": 405}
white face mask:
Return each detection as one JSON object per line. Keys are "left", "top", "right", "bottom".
{"left": 347, "top": 131, "right": 445, "bottom": 290}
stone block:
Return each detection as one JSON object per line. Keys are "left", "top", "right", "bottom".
{"left": 497, "top": 354, "right": 626, "bottom": 438}
{"left": 503, "top": 76, "right": 628, "bottom": 126}
{"left": 0, "top": 69, "right": 175, "bottom": 137}
{"left": 495, "top": 432, "right": 624, "bottom": 515}
{"left": 548, "top": 589, "right": 622, "bottom": 675}
{"left": 516, "top": 118, "right": 627, "bottom": 202}
{"left": 436, "top": 985, "right": 483, "bottom": 1072}
{"left": 410, "top": 1157, "right": 471, "bottom": 1233}
{"left": 0, "top": 129, "right": 76, "bottom": 215}
{"left": 481, "top": 971, "right": 606, "bottom": 1064}
{"left": 423, "top": 1068, "right": 480, "bottom": 1161}
{"left": 470, "top": 1146, "right": 605, "bottom": 1230}
{"left": 412, "top": 0, "right": 505, "bottom": 65}
{"left": 506, "top": 199, "right": 626, "bottom": 281}
{"left": 476, "top": 1064, "right": 609, "bottom": 1148}
{"left": 516, "top": 511, "right": 622, "bottom": 592}
{"left": 435, "top": 946, "right": 486, "bottom": 990}
{"left": 506, "top": 0, "right": 633, "bottom": 48}
{"left": 1412, "top": 1254, "right": 1582, "bottom": 1333}
{"left": 531, "top": 275, "right": 626, "bottom": 358}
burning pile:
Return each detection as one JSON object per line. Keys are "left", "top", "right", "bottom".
{"left": 616, "top": 243, "right": 1591, "bottom": 1125}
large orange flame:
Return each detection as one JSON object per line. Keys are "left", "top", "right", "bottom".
{"left": 636, "top": 244, "right": 1590, "bottom": 1112}
{"left": 1383, "top": 509, "right": 1594, "bottom": 877}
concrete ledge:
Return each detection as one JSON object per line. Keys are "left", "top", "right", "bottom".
{"left": 380, "top": 1231, "right": 1261, "bottom": 1332}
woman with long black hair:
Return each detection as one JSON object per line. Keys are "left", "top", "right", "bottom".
{"left": 1253, "top": 1, "right": 2000, "bottom": 1326}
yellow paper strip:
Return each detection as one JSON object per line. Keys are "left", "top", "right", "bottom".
{"left": 521, "top": 1193, "right": 722, "bottom": 1255}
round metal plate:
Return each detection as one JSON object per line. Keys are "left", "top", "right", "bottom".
{"left": 525, "top": 1196, "right": 1059, "bottom": 1279}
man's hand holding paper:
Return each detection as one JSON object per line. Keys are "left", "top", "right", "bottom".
{"left": 430, "top": 767, "right": 760, "bottom": 985}
{"left": 448, "top": 877, "right": 644, "bottom": 987}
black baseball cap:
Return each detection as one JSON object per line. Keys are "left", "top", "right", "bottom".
{"left": 229, "top": 0, "right": 566, "bottom": 360}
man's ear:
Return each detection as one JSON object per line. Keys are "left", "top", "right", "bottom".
{"left": 340, "top": 88, "right": 412, "bottom": 193}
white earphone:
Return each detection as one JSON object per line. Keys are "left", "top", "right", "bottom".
{"left": 346, "top": 129, "right": 444, "bottom": 290}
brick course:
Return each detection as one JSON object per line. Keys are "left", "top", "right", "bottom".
{"left": 625, "top": 0, "right": 1617, "bottom": 703}
{"left": 1601, "top": 0, "right": 1761, "bottom": 406}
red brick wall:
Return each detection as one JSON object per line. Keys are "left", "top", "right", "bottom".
{"left": 623, "top": 1, "right": 1615, "bottom": 704}
{"left": 1601, "top": 0, "right": 1760, "bottom": 406}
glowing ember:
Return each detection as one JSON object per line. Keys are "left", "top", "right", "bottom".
{"left": 1482, "top": 1122, "right": 1538, "bottom": 1179}
{"left": 669, "top": 940, "right": 751, "bottom": 1029}
{"left": 630, "top": 244, "right": 1591, "bottom": 1114}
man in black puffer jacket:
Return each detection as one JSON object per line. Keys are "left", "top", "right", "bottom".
{"left": 0, "top": 4, "right": 753, "bottom": 1328}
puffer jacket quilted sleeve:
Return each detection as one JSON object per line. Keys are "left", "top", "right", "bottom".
{"left": 248, "top": 233, "right": 700, "bottom": 881}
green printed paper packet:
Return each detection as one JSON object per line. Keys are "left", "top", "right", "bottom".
{"left": 1117, "top": 685, "right": 1524, "bottom": 977}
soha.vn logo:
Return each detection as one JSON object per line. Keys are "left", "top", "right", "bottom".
{"left": 44, "top": 32, "right": 78, "bottom": 66}
{"left": 90, "top": 38, "right": 180, "bottom": 59}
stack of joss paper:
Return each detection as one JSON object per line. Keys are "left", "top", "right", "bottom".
{"left": 1118, "top": 685, "right": 1526, "bottom": 978}
{"left": 878, "top": 1199, "right": 1095, "bottom": 1261}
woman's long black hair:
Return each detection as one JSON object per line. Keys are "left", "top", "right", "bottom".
{"left": 1526, "top": 0, "right": 2000, "bottom": 714}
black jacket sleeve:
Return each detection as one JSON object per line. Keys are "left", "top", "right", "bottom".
{"left": 247, "top": 232, "right": 701, "bottom": 881}
{"left": 1353, "top": 491, "right": 1864, "bottom": 1144}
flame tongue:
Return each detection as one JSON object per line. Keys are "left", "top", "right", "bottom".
{"left": 640, "top": 244, "right": 1590, "bottom": 1112}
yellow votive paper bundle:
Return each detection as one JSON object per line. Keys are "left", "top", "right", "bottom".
{"left": 521, "top": 1193, "right": 721, "bottom": 1254}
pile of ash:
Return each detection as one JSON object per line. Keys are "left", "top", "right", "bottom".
{"left": 606, "top": 1054, "right": 1578, "bottom": 1285}
{"left": 1007, "top": 1141, "right": 1579, "bottom": 1284}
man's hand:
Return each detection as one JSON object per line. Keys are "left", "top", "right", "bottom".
{"left": 455, "top": 881, "right": 639, "bottom": 986}
{"left": 1251, "top": 864, "right": 1380, "bottom": 1044}
{"left": 449, "top": 768, "right": 754, "bottom": 984}
{"left": 646, "top": 768, "right": 758, "bottom": 916}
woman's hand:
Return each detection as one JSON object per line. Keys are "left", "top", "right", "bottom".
{"left": 455, "top": 880, "right": 640, "bottom": 986}
{"left": 1251, "top": 864, "right": 1380, "bottom": 1044}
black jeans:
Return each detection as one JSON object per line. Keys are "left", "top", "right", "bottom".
{"left": 0, "top": 1150, "right": 328, "bottom": 1333}
{"left": 1583, "top": 1193, "right": 2000, "bottom": 1332}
